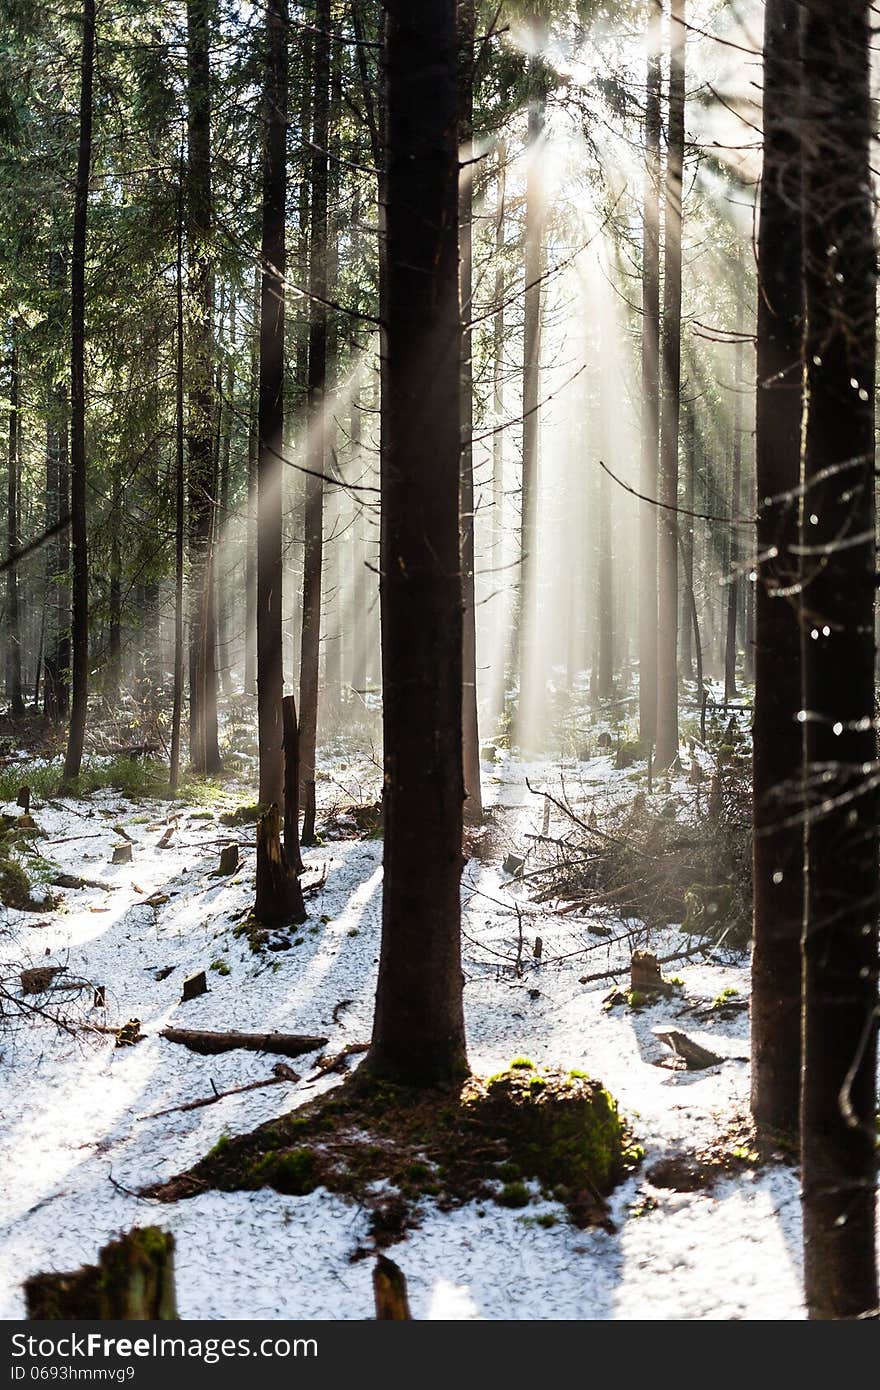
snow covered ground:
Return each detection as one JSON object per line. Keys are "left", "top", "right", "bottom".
{"left": 0, "top": 751, "right": 810, "bottom": 1320}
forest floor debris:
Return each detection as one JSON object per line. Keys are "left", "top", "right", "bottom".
{"left": 0, "top": 745, "right": 816, "bottom": 1318}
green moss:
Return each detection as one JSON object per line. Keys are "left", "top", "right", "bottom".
{"left": 206, "top": 1134, "right": 231, "bottom": 1159}
{"left": 614, "top": 739, "right": 646, "bottom": 770}
{"left": 510, "top": 1056, "right": 535, "bottom": 1070}
{"left": 209, "top": 959, "right": 231, "bottom": 977}
{"left": 498, "top": 1180, "right": 531, "bottom": 1208}
{"left": 219, "top": 803, "right": 263, "bottom": 827}
{"left": 0, "top": 853, "right": 33, "bottom": 908}
{"left": 712, "top": 987, "right": 739, "bottom": 1008}
{"left": 249, "top": 1148, "right": 317, "bottom": 1195}
{"left": 626, "top": 990, "right": 646, "bottom": 1009}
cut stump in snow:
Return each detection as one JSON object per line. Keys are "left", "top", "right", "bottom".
{"left": 16, "top": 785, "right": 30, "bottom": 815}
{"left": 111, "top": 843, "right": 132, "bottom": 865}
{"left": 160, "top": 1027, "right": 327, "bottom": 1058}
{"left": 213, "top": 843, "right": 239, "bottom": 876}
{"left": 373, "top": 1256, "right": 412, "bottom": 1320}
{"left": 181, "top": 971, "right": 208, "bottom": 1002}
{"left": 255, "top": 805, "right": 306, "bottom": 926}
{"left": 653, "top": 1029, "right": 725, "bottom": 1070}
{"left": 25, "top": 1227, "right": 177, "bottom": 1320}
{"left": 630, "top": 950, "right": 674, "bottom": 996}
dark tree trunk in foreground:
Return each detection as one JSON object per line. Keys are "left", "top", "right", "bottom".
{"left": 63, "top": 0, "right": 95, "bottom": 783}
{"left": 6, "top": 327, "right": 23, "bottom": 716}
{"left": 367, "top": 0, "right": 468, "bottom": 1086}
{"left": 655, "top": 0, "right": 684, "bottom": 769}
{"left": 799, "top": 0, "right": 878, "bottom": 1320}
{"left": 750, "top": 0, "right": 804, "bottom": 1137}
{"left": 459, "top": 0, "right": 482, "bottom": 824}
{"left": 298, "top": 0, "right": 331, "bottom": 840}
{"left": 255, "top": 804, "right": 305, "bottom": 927}
{"left": 638, "top": 0, "right": 661, "bottom": 746}
{"left": 257, "top": 0, "right": 290, "bottom": 814}
{"left": 186, "top": 0, "right": 222, "bottom": 776}
{"left": 282, "top": 693, "right": 303, "bottom": 873}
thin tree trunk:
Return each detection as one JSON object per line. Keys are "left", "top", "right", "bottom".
{"left": 186, "top": 0, "right": 222, "bottom": 776}
{"left": 62, "top": 0, "right": 95, "bottom": 783}
{"left": 6, "top": 325, "right": 23, "bottom": 717}
{"left": 491, "top": 139, "right": 506, "bottom": 720}
{"left": 298, "top": 0, "right": 331, "bottom": 840}
{"left": 639, "top": 0, "right": 661, "bottom": 746}
{"left": 597, "top": 463, "right": 613, "bottom": 701}
{"left": 244, "top": 262, "right": 260, "bottom": 698}
{"left": 367, "top": 0, "right": 468, "bottom": 1087}
{"left": 655, "top": 0, "right": 685, "bottom": 768}
{"left": 513, "top": 38, "right": 547, "bottom": 753}
{"left": 107, "top": 447, "right": 121, "bottom": 706}
{"left": 459, "top": 0, "right": 482, "bottom": 824}
{"left": 257, "top": 0, "right": 291, "bottom": 818}
{"left": 799, "top": 0, "right": 878, "bottom": 1320}
{"left": 170, "top": 141, "right": 186, "bottom": 794}
{"left": 679, "top": 405, "right": 695, "bottom": 681}
{"left": 217, "top": 296, "right": 234, "bottom": 698}
{"left": 724, "top": 295, "right": 745, "bottom": 702}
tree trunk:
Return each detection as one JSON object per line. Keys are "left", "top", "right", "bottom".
{"left": 186, "top": 0, "right": 222, "bottom": 776}
{"left": 257, "top": 0, "right": 290, "bottom": 814}
{"left": 282, "top": 693, "right": 304, "bottom": 873}
{"left": 170, "top": 142, "right": 186, "bottom": 793}
{"left": 638, "top": 0, "right": 661, "bottom": 746}
{"left": 597, "top": 463, "right": 613, "bottom": 701}
{"left": 26, "top": 1229, "right": 177, "bottom": 1321}
{"left": 298, "top": 0, "right": 331, "bottom": 841}
{"left": 6, "top": 325, "right": 23, "bottom": 717}
{"left": 655, "top": 0, "right": 685, "bottom": 768}
{"left": 244, "top": 262, "right": 260, "bottom": 698}
{"left": 459, "top": 0, "right": 482, "bottom": 824}
{"left": 750, "top": 0, "right": 804, "bottom": 1139}
{"left": 367, "top": 0, "right": 468, "bottom": 1087}
{"left": 107, "top": 445, "right": 121, "bottom": 706}
{"left": 799, "top": 0, "right": 878, "bottom": 1320}
{"left": 724, "top": 295, "right": 745, "bottom": 703}
{"left": 513, "top": 38, "right": 547, "bottom": 754}
{"left": 679, "top": 405, "right": 696, "bottom": 681}
{"left": 491, "top": 139, "right": 507, "bottom": 721}
{"left": 217, "top": 296, "right": 234, "bottom": 698}
{"left": 62, "top": 0, "right": 95, "bottom": 783}
{"left": 255, "top": 804, "right": 305, "bottom": 927}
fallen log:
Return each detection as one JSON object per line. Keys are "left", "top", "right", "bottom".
{"left": 160, "top": 1027, "right": 327, "bottom": 1058}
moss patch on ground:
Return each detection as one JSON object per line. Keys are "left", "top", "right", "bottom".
{"left": 145, "top": 1062, "right": 639, "bottom": 1245}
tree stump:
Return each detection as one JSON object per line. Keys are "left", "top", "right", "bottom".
{"left": 112, "top": 843, "right": 132, "bottom": 865}
{"left": 283, "top": 695, "right": 304, "bottom": 873}
{"left": 213, "top": 843, "right": 239, "bottom": 876}
{"left": 630, "top": 951, "right": 674, "bottom": 997}
{"left": 16, "top": 785, "right": 30, "bottom": 815}
{"left": 372, "top": 1255, "right": 412, "bottom": 1320}
{"left": 181, "top": 971, "right": 208, "bottom": 1001}
{"left": 25, "top": 1228, "right": 177, "bottom": 1320}
{"left": 255, "top": 805, "right": 306, "bottom": 926}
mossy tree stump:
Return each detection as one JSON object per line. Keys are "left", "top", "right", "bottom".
{"left": 25, "top": 1228, "right": 177, "bottom": 1320}
{"left": 255, "top": 804, "right": 306, "bottom": 926}
{"left": 373, "top": 1255, "right": 411, "bottom": 1319}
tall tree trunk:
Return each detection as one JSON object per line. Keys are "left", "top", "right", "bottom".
{"left": 322, "top": 36, "right": 343, "bottom": 724}
{"left": 244, "top": 262, "right": 260, "bottom": 698}
{"left": 186, "top": 0, "right": 222, "bottom": 775}
{"left": 107, "top": 448, "right": 121, "bottom": 706}
{"left": 170, "top": 142, "right": 187, "bottom": 794}
{"left": 367, "top": 0, "right": 468, "bottom": 1087}
{"left": 491, "top": 139, "right": 506, "bottom": 720}
{"left": 655, "top": 0, "right": 685, "bottom": 768}
{"left": 750, "top": 0, "right": 804, "bottom": 1138}
{"left": 799, "top": 0, "right": 878, "bottom": 1320}
{"left": 679, "top": 404, "right": 695, "bottom": 681}
{"left": 724, "top": 295, "right": 745, "bottom": 702}
{"left": 513, "top": 34, "right": 547, "bottom": 753}
{"left": 62, "top": 0, "right": 95, "bottom": 783}
{"left": 459, "top": 0, "right": 482, "bottom": 823}
{"left": 298, "top": 0, "right": 330, "bottom": 839}
{"left": 6, "top": 325, "right": 23, "bottom": 717}
{"left": 638, "top": 0, "right": 661, "bottom": 746}
{"left": 217, "top": 296, "right": 234, "bottom": 698}
{"left": 257, "top": 0, "right": 291, "bottom": 815}
{"left": 597, "top": 464, "right": 613, "bottom": 702}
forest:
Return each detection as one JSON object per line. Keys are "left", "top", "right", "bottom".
{"left": 0, "top": 0, "right": 876, "bottom": 1328}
